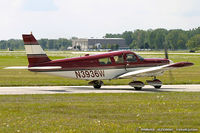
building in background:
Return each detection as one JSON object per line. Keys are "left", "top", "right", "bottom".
{"left": 72, "top": 38, "right": 128, "bottom": 51}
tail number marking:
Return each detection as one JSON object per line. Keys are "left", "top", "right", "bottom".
{"left": 75, "top": 70, "right": 105, "bottom": 78}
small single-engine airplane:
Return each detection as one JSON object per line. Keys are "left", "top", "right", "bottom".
{"left": 5, "top": 33, "right": 194, "bottom": 90}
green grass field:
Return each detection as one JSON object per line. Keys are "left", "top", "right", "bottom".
{"left": 0, "top": 93, "right": 199, "bottom": 133}
{"left": 0, "top": 51, "right": 200, "bottom": 133}
{"left": 0, "top": 51, "right": 199, "bottom": 86}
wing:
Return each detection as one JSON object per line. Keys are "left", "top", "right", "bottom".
{"left": 118, "top": 62, "right": 193, "bottom": 79}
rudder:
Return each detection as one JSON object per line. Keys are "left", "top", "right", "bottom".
{"left": 22, "top": 33, "right": 51, "bottom": 66}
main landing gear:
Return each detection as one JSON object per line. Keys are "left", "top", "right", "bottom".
{"left": 129, "top": 81, "right": 144, "bottom": 90}
{"left": 146, "top": 78, "right": 162, "bottom": 89}
{"left": 89, "top": 77, "right": 162, "bottom": 90}
{"left": 88, "top": 80, "right": 103, "bottom": 89}
{"left": 128, "top": 77, "right": 163, "bottom": 90}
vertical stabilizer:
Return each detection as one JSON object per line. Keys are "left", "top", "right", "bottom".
{"left": 22, "top": 34, "right": 51, "bottom": 66}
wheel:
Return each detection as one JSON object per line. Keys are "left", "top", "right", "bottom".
{"left": 146, "top": 79, "right": 162, "bottom": 89}
{"left": 154, "top": 85, "right": 161, "bottom": 89}
{"left": 89, "top": 80, "right": 103, "bottom": 89}
{"left": 93, "top": 84, "right": 101, "bottom": 89}
{"left": 129, "top": 81, "right": 144, "bottom": 90}
{"left": 134, "top": 87, "right": 142, "bottom": 90}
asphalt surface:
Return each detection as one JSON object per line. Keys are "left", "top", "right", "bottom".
{"left": 0, "top": 85, "right": 200, "bottom": 95}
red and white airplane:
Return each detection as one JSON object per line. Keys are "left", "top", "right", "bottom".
{"left": 6, "top": 34, "right": 194, "bottom": 90}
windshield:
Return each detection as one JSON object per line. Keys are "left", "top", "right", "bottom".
{"left": 137, "top": 54, "right": 144, "bottom": 61}
{"left": 126, "top": 54, "right": 137, "bottom": 62}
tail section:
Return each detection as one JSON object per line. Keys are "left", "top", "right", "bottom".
{"left": 22, "top": 33, "right": 51, "bottom": 66}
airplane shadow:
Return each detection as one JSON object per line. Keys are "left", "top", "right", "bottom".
{"left": 96, "top": 88, "right": 170, "bottom": 92}
{"left": 62, "top": 86, "right": 186, "bottom": 93}
{"left": 37, "top": 86, "right": 187, "bottom": 93}
{"left": 40, "top": 89, "right": 72, "bottom": 93}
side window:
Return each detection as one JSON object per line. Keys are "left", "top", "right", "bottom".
{"left": 99, "top": 57, "right": 111, "bottom": 65}
{"left": 126, "top": 54, "right": 137, "bottom": 62}
{"left": 114, "top": 55, "right": 124, "bottom": 64}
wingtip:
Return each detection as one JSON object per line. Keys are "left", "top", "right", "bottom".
{"left": 169, "top": 62, "right": 194, "bottom": 68}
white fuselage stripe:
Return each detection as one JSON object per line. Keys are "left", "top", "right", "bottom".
{"left": 38, "top": 67, "right": 156, "bottom": 80}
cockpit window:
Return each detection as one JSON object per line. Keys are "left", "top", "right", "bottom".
{"left": 114, "top": 55, "right": 124, "bottom": 64}
{"left": 99, "top": 57, "right": 111, "bottom": 65}
{"left": 126, "top": 54, "right": 137, "bottom": 62}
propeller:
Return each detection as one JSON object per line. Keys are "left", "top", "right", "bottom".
{"left": 164, "top": 42, "right": 174, "bottom": 84}
{"left": 164, "top": 48, "right": 168, "bottom": 59}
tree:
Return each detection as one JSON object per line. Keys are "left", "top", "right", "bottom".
{"left": 165, "top": 30, "right": 180, "bottom": 50}
{"left": 131, "top": 29, "right": 146, "bottom": 49}
{"left": 186, "top": 34, "right": 200, "bottom": 51}
{"left": 103, "top": 27, "right": 200, "bottom": 50}
{"left": 154, "top": 29, "right": 168, "bottom": 49}
{"left": 105, "top": 33, "right": 122, "bottom": 38}
{"left": 39, "top": 39, "right": 48, "bottom": 50}
{"left": 122, "top": 31, "right": 133, "bottom": 46}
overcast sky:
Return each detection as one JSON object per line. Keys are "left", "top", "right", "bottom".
{"left": 0, "top": 0, "right": 200, "bottom": 39}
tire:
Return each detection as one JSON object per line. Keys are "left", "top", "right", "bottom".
{"left": 154, "top": 86, "right": 161, "bottom": 89}
{"left": 134, "top": 87, "right": 142, "bottom": 90}
{"left": 93, "top": 84, "right": 101, "bottom": 89}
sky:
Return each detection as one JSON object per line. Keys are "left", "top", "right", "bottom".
{"left": 0, "top": 0, "right": 200, "bottom": 40}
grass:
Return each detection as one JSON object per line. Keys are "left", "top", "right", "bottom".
{"left": 0, "top": 93, "right": 199, "bottom": 132}
{"left": 0, "top": 51, "right": 200, "bottom": 132}
{"left": 0, "top": 51, "right": 199, "bottom": 86}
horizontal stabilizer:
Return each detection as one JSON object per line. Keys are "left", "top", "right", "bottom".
{"left": 4, "top": 66, "right": 28, "bottom": 69}
{"left": 28, "top": 66, "right": 62, "bottom": 70}
{"left": 4, "top": 66, "right": 62, "bottom": 70}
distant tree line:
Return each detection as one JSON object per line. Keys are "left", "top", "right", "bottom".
{"left": 0, "top": 39, "right": 24, "bottom": 50}
{"left": 38, "top": 39, "right": 72, "bottom": 50}
{"left": 0, "top": 27, "right": 200, "bottom": 51}
{"left": 105, "top": 27, "right": 200, "bottom": 50}
{"left": 0, "top": 38, "right": 72, "bottom": 51}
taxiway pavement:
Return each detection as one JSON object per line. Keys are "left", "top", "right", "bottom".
{"left": 0, "top": 85, "right": 200, "bottom": 95}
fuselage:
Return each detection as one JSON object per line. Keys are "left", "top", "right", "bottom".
{"left": 28, "top": 51, "right": 170, "bottom": 80}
